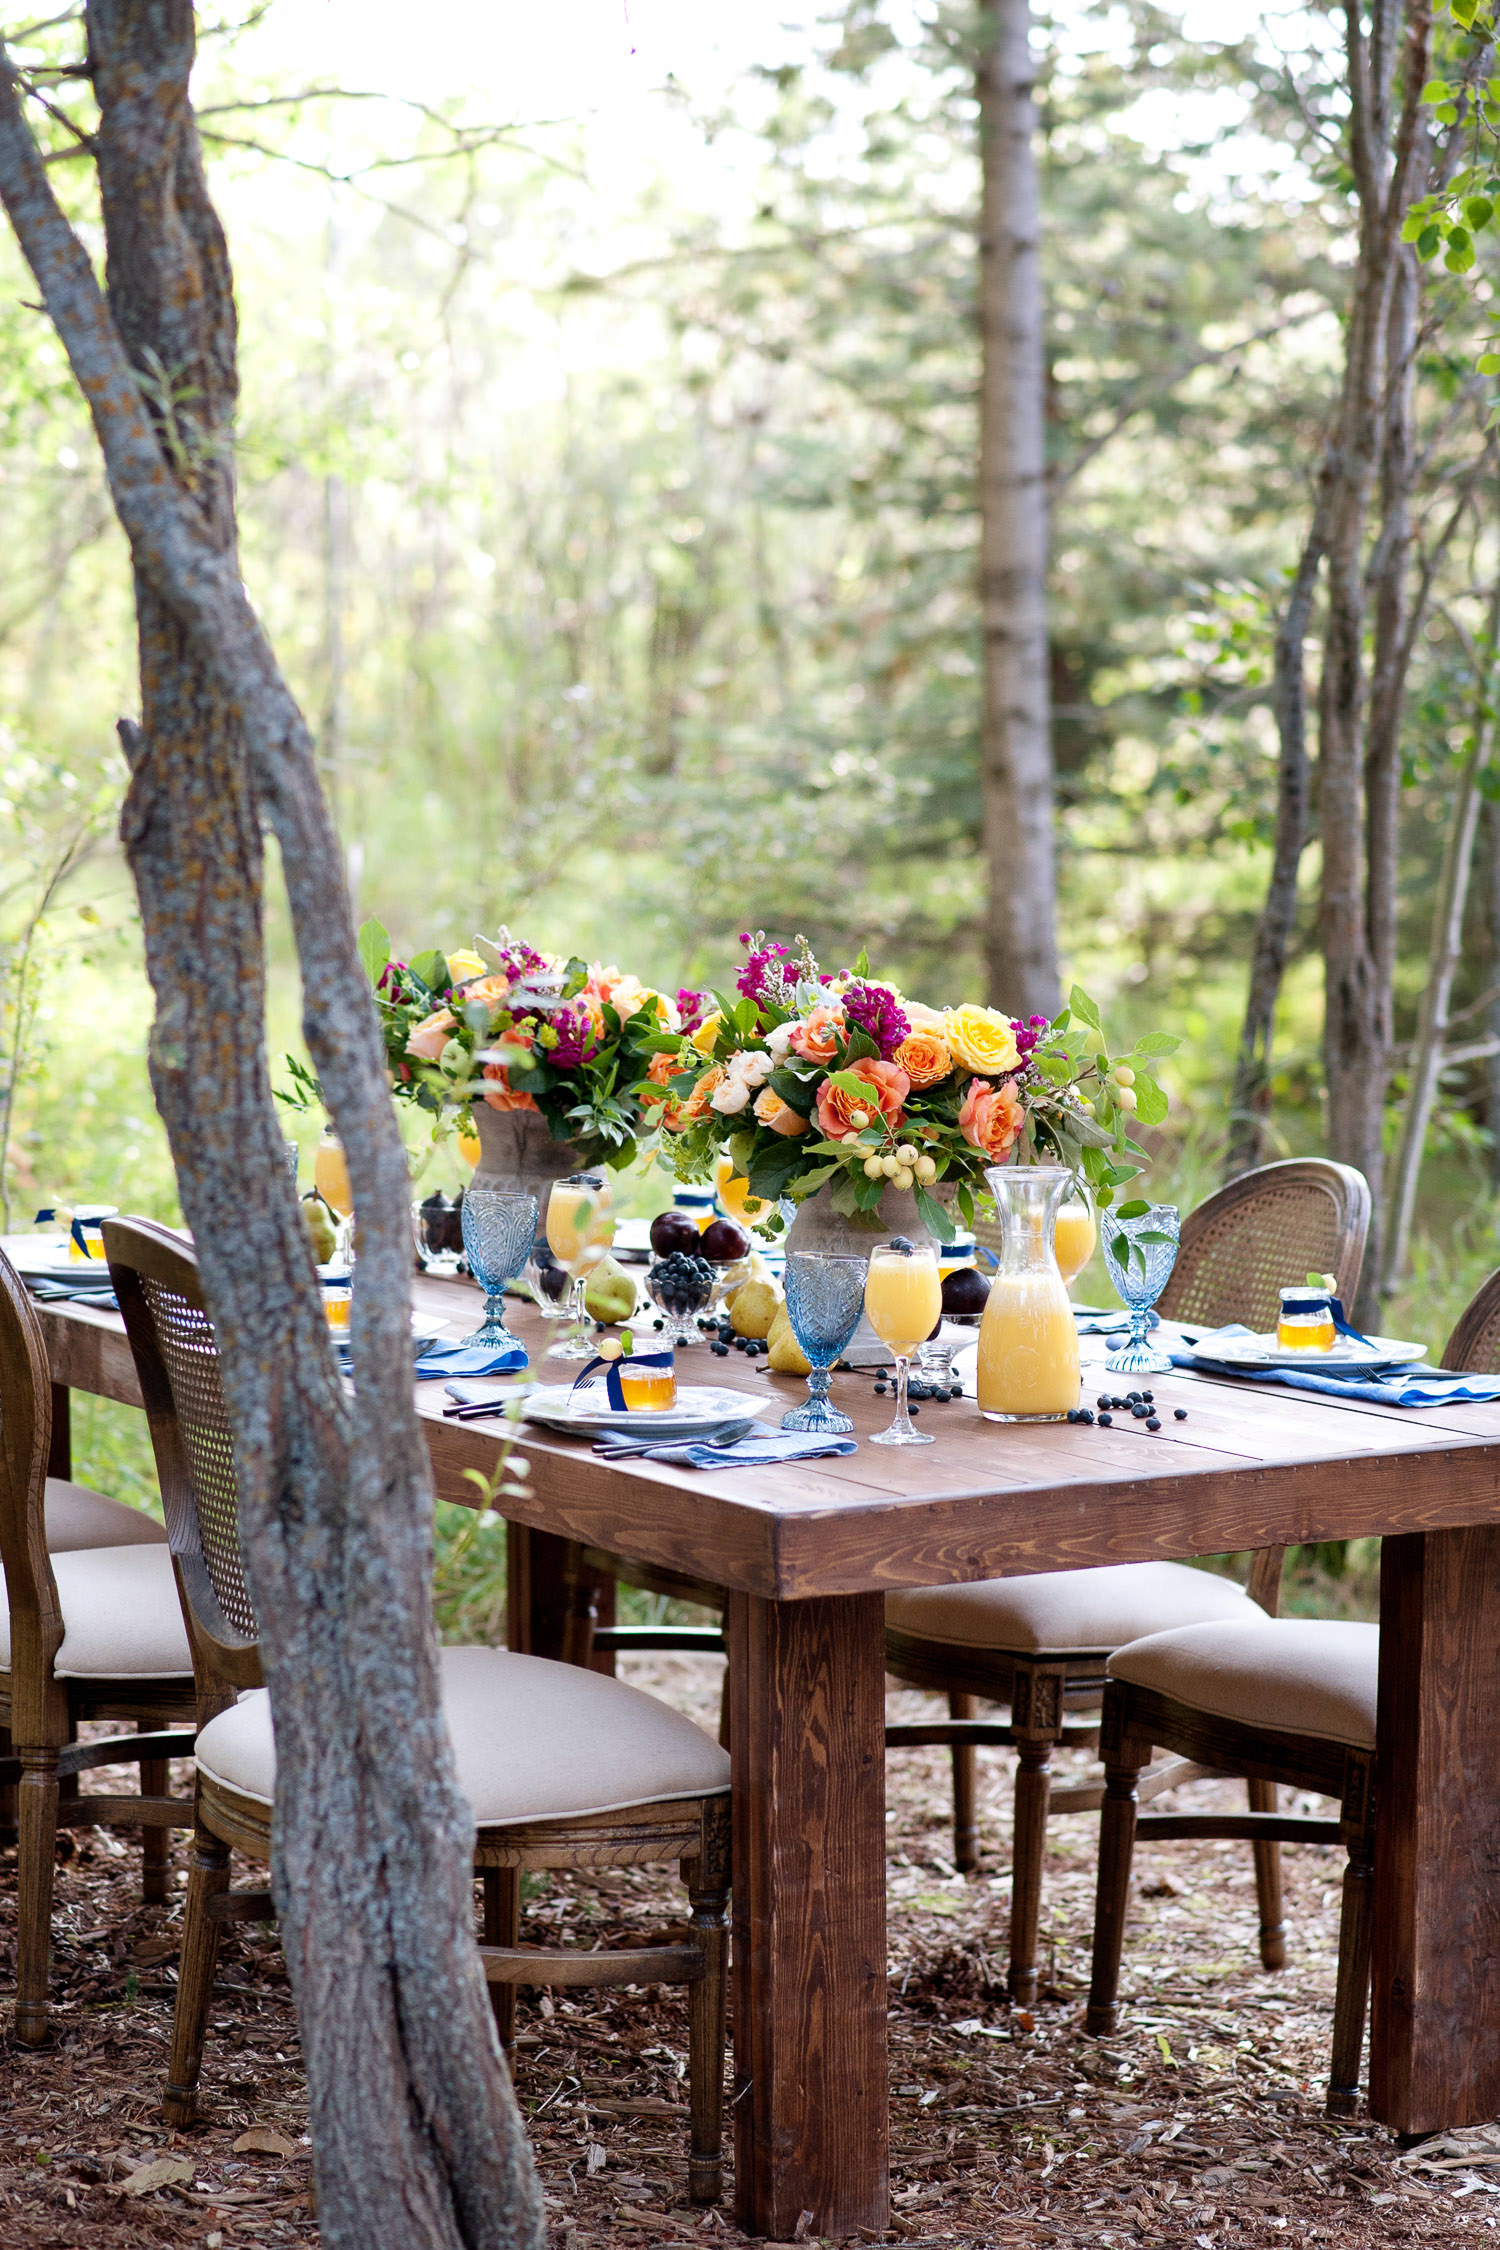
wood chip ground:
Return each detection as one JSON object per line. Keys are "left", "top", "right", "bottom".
{"left": 0, "top": 1655, "right": 1493, "bottom": 2248}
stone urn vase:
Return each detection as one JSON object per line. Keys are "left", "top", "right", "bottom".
{"left": 469, "top": 1103, "right": 585, "bottom": 1208}
{"left": 783, "top": 1179, "right": 941, "bottom": 1366}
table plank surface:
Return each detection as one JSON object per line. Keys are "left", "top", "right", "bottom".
{"left": 22, "top": 1254, "right": 1500, "bottom": 2223}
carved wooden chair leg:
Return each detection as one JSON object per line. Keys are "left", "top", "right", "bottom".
{"left": 1084, "top": 1697, "right": 1151, "bottom": 2038}
{"left": 15, "top": 1744, "right": 61, "bottom": 2045}
{"left": 164, "top": 1827, "right": 232, "bottom": 2125}
{"left": 685, "top": 1801, "right": 731, "bottom": 2205}
{"left": 949, "top": 1691, "right": 979, "bottom": 1873}
{"left": 482, "top": 1866, "right": 520, "bottom": 2049}
{"left": 1008, "top": 1742, "right": 1052, "bottom": 2005}
{"left": 561, "top": 1543, "right": 601, "bottom": 1670}
{"left": 1327, "top": 1755, "right": 1377, "bottom": 2118}
{"left": 140, "top": 1725, "right": 170, "bottom": 1906}
{"left": 0, "top": 1724, "right": 16, "bottom": 1845}
{"left": 1247, "top": 1777, "right": 1286, "bottom": 1971}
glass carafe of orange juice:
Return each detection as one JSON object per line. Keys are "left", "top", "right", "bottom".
{"left": 976, "top": 1165, "right": 1081, "bottom": 1423}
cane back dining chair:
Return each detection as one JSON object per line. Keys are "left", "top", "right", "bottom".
{"left": 105, "top": 1218, "right": 732, "bottom": 2201}
{"left": 0, "top": 1246, "right": 196, "bottom": 2042}
{"left": 883, "top": 1158, "right": 1372, "bottom": 2005}
{"left": 1084, "top": 1256, "right": 1500, "bottom": 2114}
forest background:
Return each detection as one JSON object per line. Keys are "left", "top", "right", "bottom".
{"left": 4, "top": 0, "right": 1499, "bottom": 1593}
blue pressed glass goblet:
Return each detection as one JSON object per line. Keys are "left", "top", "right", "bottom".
{"left": 459, "top": 1190, "right": 539, "bottom": 1356}
{"left": 781, "top": 1252, "right": 869, "bottom": 1435}
{"left": 1101, "top": 1203, "right": 1180, "bottom": 1377}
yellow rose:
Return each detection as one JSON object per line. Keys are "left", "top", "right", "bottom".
{"left": 944, "top": 1003, "right": 1020, "bottom": 1077}
{"left": 691, "top": 1012, "right": 723, "bottom": 1056}
{"left": 447, "top": 947, "right": 487, "bottom": 983}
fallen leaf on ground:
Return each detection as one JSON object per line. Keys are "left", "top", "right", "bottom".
{"left": 119, "top": 2154, "right": 196, "bottom": 2197}
{"left": 232, "top": 2125, "right": 299, "bottom": 2156}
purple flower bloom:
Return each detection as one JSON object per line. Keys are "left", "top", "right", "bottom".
{"left": 1013, "top": 1013, "right": 1050, "bottom": 1060}
{"left": 545, "top": 1001, "right": 602, "bottom": 1070}
{"left": 676, "top": 987, "right": 710, "bottom": 1033}
{"left": 376, "top": 960, "right": 407, "bottom": 995}
{"left": 841, "top": 981, "right": 910, "bottom": 1062}
{"left": 736, "top": 935, "right": 794, "bottom": 1005}
{"left": 492, "top": 939, "right": 547, "bottom": 983}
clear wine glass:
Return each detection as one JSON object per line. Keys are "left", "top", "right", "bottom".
{"left": 1101, "top": 1203, "right": 1180, "bottom": 1377}
{"left": 524, "top": 1243, "right": 576, "bottom": 1350}
{"left": 458, "top": 1190, "right": 538, "bottom": 1355}
{"left": 544, "top": 1172, "right": 616, "bottom": 1360}
{"left": 865, "top": 1240, "right": 942, "bottom": 1446}
{"left": 780, "top": 1253, "right": 868, "bottom": 1435}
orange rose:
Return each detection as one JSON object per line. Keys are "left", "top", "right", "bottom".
{"left": 892, "top": 1029, "right": 952, "bottom": 1090}
{"left": 958, "top": 1076, "right": 1025, "bottom": 1162}
{"left": 788, "top": 1001, "right": 845, "bottom": 1065}
{"left": 645, "top": 1048, "right": 682, "bottom": 1087}
{"left": 406, "top": 1007, "right": 456, "bottom": 1062}
{"left": 657, "top": 1064, "right": 723, "bottom": 1133}
{"left": 753, "top": 1086, "right": 810, "bottom": 1137}
{"left": 814, "top": 1058, "right": 910, "bottom": 1142}
{"left": 481, "top": 1062, "right": 539, "bottom": 1115}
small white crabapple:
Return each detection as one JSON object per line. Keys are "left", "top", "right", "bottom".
{"left": 893, "top": 1166, "right": 914, "bottom": 1192}
{"left": 895, "top": 1144, "right": 918, "bottom": 1167}
{"left": 847, "top": 1108, "right": 870, "bottom": 1129}
{"left": 915, "top": 1154, "right": 938, "bottom": 1185}
{"left": 863, "top": 1155, "right": 885, "bottom": 1181}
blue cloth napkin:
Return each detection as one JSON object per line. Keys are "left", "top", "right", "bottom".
{"left": 412, "top": 1340, "right": 528, "bottom": 1381}
{"left": 1170, "top": 1323, "right": 1500, "bottom": 1407}
{"left": 26, "top": 1277, "right": 118, "bottom": 1308}
{"left": 600, "top": 1423, "right": 857, "bottom": 1470}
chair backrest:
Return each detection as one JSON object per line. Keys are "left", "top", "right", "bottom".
{"left": 1157, "top": 1159, "right": 1371, "bottom": 1335}
{"left": 1442, "top": 1268, "right": 1500, "bottom": 1374}
{"left": 0, "top": 1249, "right": 65, "bottom": 1726}
{"left": 103, "top": 1218, "right": 262, "bottom": 1693}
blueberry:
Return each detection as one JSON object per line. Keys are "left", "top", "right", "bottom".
{"left": 653, "top": 1317, "right": 665, "bottom": 1330}
{"left": 1097, "top": 1412, "right": 1113, "bottom": 1427}
{"left": 1131, "top": 1403, "right": 1149, "bottom": 1419}
{"left": 875, "top": 1383, "right": 888, "bottom": 1396}
{"left": 1142, "top": 1391, "right": 1154, "bottom": 1403}
{"left": 1066, "top": 1408, "right": 1081, "bottom": 1423}
{"left": 1146, "top": 1416, "right": 1161, "bottom": 1432}
{"left": 909, "top": 1404, "right": 919, "bottom": 1415}
{"left": 1096, "top": 1395, "right": 1111, "bottom": 1411}
{"left": 1079, "top": 1408, "right": 1094, "bottom": 1424}
{"left": 1174, "top": 1407, "right": 1188, "bottom": 1421}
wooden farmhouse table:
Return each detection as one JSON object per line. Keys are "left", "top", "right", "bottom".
{"left": 31, "top": 1269, "right": 1500, "bottom": 2241}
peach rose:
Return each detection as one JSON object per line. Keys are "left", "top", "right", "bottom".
{"left": 788, "top": 1001, "right": 845, "bottom": 1065}
{"left": 814, "top": 1057, "right": 910, "bottom": 1142}
{"left": 753, "top": 1086, "right": 810, "bottom": 1137}
{"left": 900, "top": 999, "right": 947, "bottom": 1034}
{"left": 481, "top": 1063, "right": 539, "bottom": 1115}
{"left": 454, "top": 971, "right": 511, "bottom": 1015}
{"left": 406, "top": 1007, "right": 456, "bottom": 1062}
{"left": 645, "top": 1048, "right": 682, "bottom": 1088}
{"left": 657, "top": 1064, "right": 724, "bottom": 1132}
{"left": 892, "top": 1029, "right": 953, "bottom": 1089}
{"left": 958, "top": 1076, "right": 1025, "bottom": 1161}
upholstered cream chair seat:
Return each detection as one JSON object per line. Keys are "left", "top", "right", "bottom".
{"left": 44, "top": 1477, "right": 167, "bottom": 1552}
{"left": 1108, "top": 1617, "right": 1378, "bottom": 1750}
{"left": 198, "top": 1646, "right": 731, "bottom": 1821}
{"left": 887, "top": 1561, "right": 1255, "bottom": 1657}
{"left": 0, "top": 1544, "right": 191, "bottom": 1679}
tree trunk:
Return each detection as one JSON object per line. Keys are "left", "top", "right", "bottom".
{"left": 977, "top": 0, "right": 1059, "bottom": 1019}
{"left": 1223, "top": 466, "right": 1333, "bottom": 1180}
{"left": 1383, "top": 576, "right": 1500, "bottom": 1290}
{"left": 1319, "top": 0, "right": 1430, "bottom": 1331}
{"left": 0, "top": 10, "right": 542, "bottom": 2247}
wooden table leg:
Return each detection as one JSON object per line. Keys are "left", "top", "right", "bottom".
{"left": 1371, "top": 1527, "right": 1500, "bottom": 2130}
{"left": 727, "top": 1590, "right": 888, "bottom": 2240}
{"left": 504, "top": 1523, "right": 615, "bottom": 1669}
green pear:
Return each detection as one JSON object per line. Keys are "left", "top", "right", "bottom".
{"left": 584, "top": 1252, "right": 637, "bottom": 1326}
{"left": 301, "top": 1194, "right": 338, "bottom": 1264}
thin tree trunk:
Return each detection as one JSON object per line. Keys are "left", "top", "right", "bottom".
{"left": 1486, "top": 799, "right": 1500, "bottom": 1185}
{"left": 1383, "top": 575, "right": 1500, "bottom": 1290}
{"left": 977, "top": 0, "right": 1059, "bottom": 1018}
{"left": 1223, "top": 465, "right": 1333, "bottom": 1180}
{"left": 1319, "top": 0, "right": 1431, "bottom": 1332}
{"left": 0, "top": 12, "right": 541, "bottom": 2248}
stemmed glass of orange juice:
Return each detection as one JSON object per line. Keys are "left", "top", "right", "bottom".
{"left": 865, "top": 1238, "right": 943, "bottom": 1447}
{"left": 314, "top": 1128, "right": 354, "bottom": 1264}
{"left": 544, "top": 1172, "right": 616, "bottom": 1359}
{"left": 1053, "top": 1184, "right": 1098, "bottom": 1291}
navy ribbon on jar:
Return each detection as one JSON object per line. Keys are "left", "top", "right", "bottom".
{"left": 571, "top": 1347, "right": 675, "bottom": 1410}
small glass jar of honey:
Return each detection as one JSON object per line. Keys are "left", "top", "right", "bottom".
{"left": 1277, "top": 1286, "right": 1336, "bottom": 1352}
{"left": 616, "top": 1349, "right": 677, "bottom": 1412}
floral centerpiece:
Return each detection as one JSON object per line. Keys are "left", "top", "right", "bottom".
{"left": 355, "top": 919, "right": 675, "bottom": 1173}
{"left": 639, "top": 933, "right": 1177, "bottom": 1238}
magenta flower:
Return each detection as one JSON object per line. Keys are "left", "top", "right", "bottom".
{"left": 676, "top": 987, "right": 710, "bottom": 1033}
{"left": 545, "top": 1001, "right": 602, "bottom": 1070}
{"left": 841, "top": 981, "right": 910, "bottom": 1061}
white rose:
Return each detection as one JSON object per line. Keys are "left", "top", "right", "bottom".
{"left": 739, "top": 1051, "right": 774, "bottom": 1088}
{"left": 711, "top": 1078, "right": 752, "bottom": 1115}
{"left": 765, "top": 1023, "right": 795, "bottom": 1059}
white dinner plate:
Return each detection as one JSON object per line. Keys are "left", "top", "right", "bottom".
{"left": 1180, "top": 1329, "right": 1428, "bottom": 1374}
{"left": 521, "top": 1382, "right": 759, "bottom": 1440}
{"left": 4, "top": 1232, "right": 111, "bottom": 1278}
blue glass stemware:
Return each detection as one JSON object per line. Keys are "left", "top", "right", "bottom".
{"left": 781, "top": 1252, "right": 869, "bottom": 1434}
{"left": 459, "top": 1190, "right": 539, "bottom": 1356}
{"left": 1101, "top": 1203, "right": 1180, "bottom": 1377}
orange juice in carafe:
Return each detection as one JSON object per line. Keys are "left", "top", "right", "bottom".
{"left": 975, "top": 1165, "right": 1081, "bottom": 1422}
